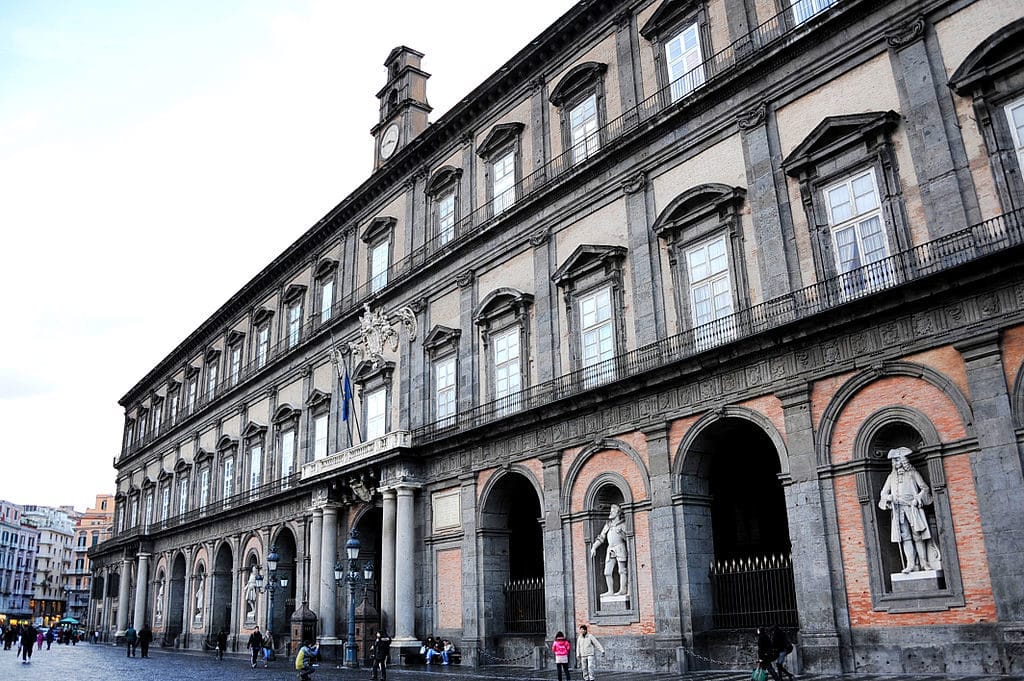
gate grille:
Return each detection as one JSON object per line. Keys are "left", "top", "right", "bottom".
{"left": 503, "top": 577, "right": 545, "bottom": 634}
{"left": 710, "top": 554, "right": 798, "bottom": 629}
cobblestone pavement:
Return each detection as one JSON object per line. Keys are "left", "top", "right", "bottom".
{"left": 5, "top": 643, "right": 1023, "bottom": 681}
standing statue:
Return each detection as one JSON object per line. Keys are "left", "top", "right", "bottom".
{"left": 244, "top": 568, "right": 259, "bottom": 622}
{"left": 154, "top": 580, "right": 164, "bottom": 624}
{"left": 878, "top": 447, "right": 941, "bottom": 573}
{"left": 194, "top": 575, "right": 205, "bottom": 622}
{"left": 590, "top": 503, "right": 630, "bottom": 596}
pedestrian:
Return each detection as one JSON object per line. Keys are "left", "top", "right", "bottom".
{"left": 45, "top": 628, "right": 54, "bottom": 650}
{"left": 552, "top": 631, "right": 572, "bottom": 681}
{"left": 139, "top": 623, "right": 153, "bottom": 658}
{"left": 756, "top": 626, "right": 782, "bottom": 681}
{"left": 770, "top": 626, "right": 795, "bottom": 681}
{"left": 575, "top": 624, "right": 605, "bottom": 681}
{"left": 247, "top": 625, "right": 264, "bottom": 669}
{"left": 36, "top": 629, "right": 43, "bottom": 650}
{"left": 295, "top": 640, "right": 319, "bottom": 680}
{"left": 262, "top": 630, "right": 274, "bottom": 668}
{"left": 93, "top": 629, "right": 99, "bottom": 645}
{"left": 20, "top": 623, "right": 37, "bottom": 664}
{"left": 124, "top": 624, "right": 138, "bottom": 657}
{"left": 371, "top": 630, "right": 392, "bottom": 681}
{"left": 216, "top": 629, "right": 228, "bottom": 661}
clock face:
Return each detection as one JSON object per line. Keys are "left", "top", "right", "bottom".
{"left": 380, "top": 124, "right": 400, "bottom": 159}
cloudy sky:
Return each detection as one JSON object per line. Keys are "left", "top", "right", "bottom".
{"left": 0, "top": 0, "right": 571, "bottom": 512}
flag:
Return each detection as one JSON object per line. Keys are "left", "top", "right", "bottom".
{"left": 341, "top": 369, "right": 353, "bottom": 422}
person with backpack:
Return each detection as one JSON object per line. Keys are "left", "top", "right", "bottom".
{"left": 124, "top": 624, "right": 138, "bottom": 657}
{"left": 771, "top": 625, "right": 795, "bottom": 680}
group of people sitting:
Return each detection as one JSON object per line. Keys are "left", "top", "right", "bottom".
{"left": 418, "top": 636, "right": 456, "bottom": 665}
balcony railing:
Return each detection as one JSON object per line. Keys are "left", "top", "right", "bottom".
{"left": 413, "top": 208, "right": 1024, "bottom": 443}
{"left": 122, "top": 0, "right": 847, "bottom": 458}
{"left": 301, "top": 431, "right": 410, "bottom": 481}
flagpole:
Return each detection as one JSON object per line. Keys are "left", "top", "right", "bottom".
{"left": 342, "top": 349, "right": 363, "bottom": 445}
{"left": 330, "top": 333, "right": 363, "bottom": 447}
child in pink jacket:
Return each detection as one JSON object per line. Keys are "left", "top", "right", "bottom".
{"left": 552, "top": 631, "right": 572, "bottom": 681}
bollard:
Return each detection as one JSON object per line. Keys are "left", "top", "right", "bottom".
{"left": 677, "top": 646, "right": 689, "bottom": 673}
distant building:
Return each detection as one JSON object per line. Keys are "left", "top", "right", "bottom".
{"left": 0, "top": 501, "right": 38, "bottom": 627}
{"left": 90, "top": 0, "right": 1024, "bottom": 674}
{"left": 72, "top": 495, "right": 114, "bottom": 628}
{"left": 24, "top": 505, "right": 76, "bottom": 627}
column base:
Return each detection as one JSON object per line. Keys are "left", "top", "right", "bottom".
{"left": 316, "top": 637, "right": 343, "bottom": 661}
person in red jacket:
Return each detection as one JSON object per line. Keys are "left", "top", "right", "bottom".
{"left": 551, "top": 631, "right": 572, "bottom": 681}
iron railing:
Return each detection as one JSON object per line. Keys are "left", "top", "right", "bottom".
{"left": 413, "top": 208, "right": 1024, "bottom": 443}
{"left": 121, "top": 0, "right": 847, "bottom": 459}
{"left": 710, "top": 554, "right": 798, "bottom": 629}
{"left": 503, "top": 577, "right": 545, "bottom": 634}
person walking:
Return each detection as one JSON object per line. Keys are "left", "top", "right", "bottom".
{"left": 370, "top": 630, "right": 392, "bottom": 681}
{"left": 770, "top": 626, "right": 795, "bottom": 681}
{"left": 756, "top": 627, "right": 782, "bottom": 681}
{"left": 216, "top": 629, "right": 228, "bottom": 661}
{"left": 261, "top": 630, "right": 274, "bottom": 668}
{"left": 552, "top": 631, "right": 572, "bottom": 681}
{"left": 44, "top": 628, "right": 54, "bottom": 650}
{"left": 139, "top": 623, "right": 153, "bottom": 658}
{"left": 20, "top": 624, "right": 37, "bottom": 664}
{"left": 124, "top": 624, "right": 138, "bottom": 657}
{"left": 575, "top": 625, "right": 605, "bottom": 681}
{"left": 247, "top": 626, "right": 263, "bottom": 669}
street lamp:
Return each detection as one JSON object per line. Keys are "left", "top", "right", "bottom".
{"left": 255, "top": 546, "right": 289, "bottom": 642}
{"left": 334, "top": 531, "right": 373, "bottom": 669}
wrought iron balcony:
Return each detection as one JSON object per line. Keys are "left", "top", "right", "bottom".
{"left": 301, "top": 431, "right": 411, "bottom": 481}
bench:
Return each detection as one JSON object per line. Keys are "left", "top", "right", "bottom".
{"left": 404, "top": 648, "right": 461, "bottom": 665}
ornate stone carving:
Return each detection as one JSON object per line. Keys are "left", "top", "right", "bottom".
{"left": 410, "top": 297, "right": 428, "bottom": 314}
{"left": 737, "top": 102, "right": 768, "bottom": 131}
{"left": 621, "top": 171, "right": 646, "bottom": 195}
{"left": 878, "top": 447, "right": 942, "bottom": 573}
{"left": 591, "top": 504, "right": 630, "bottom": 597}
{"left": 343, "top": 303, "right": 418, "bottom": 369}
{"left": 455, "top": 270, "right": 475, "bottom": 288}
{"left": 886, "top": 17, "right": 926, "bottom": 48}
{"left": 529, "top": 229, "right": 550, "bottom": 247}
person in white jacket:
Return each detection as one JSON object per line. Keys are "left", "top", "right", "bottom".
{"left": 575, "top": 625, "right": 605, "bottom": 681}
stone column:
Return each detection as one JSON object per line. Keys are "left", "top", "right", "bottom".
{"left": 132, "top": 553, "right": 150, "bottom": 629}
{"left": 231, "top": 538, "right": 243, "bottom": 638}
{"left": 624, "top": 173, "right": 665, "bottom": 344}
{"left": 181, "top": 549, "right": 193, "bottom": 647}
{"left": 309, "top": 508, "right": 323, "bottom": 614}
{"left": 116, "top": 556, "right": 134, "bottom": 636}
{"left": 958, "top": 334, "right": 1024, "bottom": 621}
{"left": 779, "top": 386, "right": 846, "bottom": 673}
{"left": 392, "top": 485, "right": 417, "bottom": 646}
{"left": 380, "top": 488, "right": 397, "bottom": 635}
{"left": 319, "top": 505, "right": 339, "bottom": 641}
{"left": 540, "top": 453, "right": 569, "bottom": 638}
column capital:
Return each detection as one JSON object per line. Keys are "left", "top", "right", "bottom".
{"left": 777, "top": 383, "right": 811, "bottom": 409}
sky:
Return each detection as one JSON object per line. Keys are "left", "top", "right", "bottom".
{"left": 0, "top": 0, "right": 573, "bottom": 513}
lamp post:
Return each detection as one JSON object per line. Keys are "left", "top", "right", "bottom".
{"left": 255, "top": 547, "right": 289, "bottom": 643}
{"left": 334, "top": 531, "right": 373, "bottom": 669}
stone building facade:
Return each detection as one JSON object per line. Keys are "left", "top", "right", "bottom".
{"left": 0, "top": 502, "right": 39, "bottom": 626}
{"left": 89, "top": 0, "right": 1024, "bottom": 673}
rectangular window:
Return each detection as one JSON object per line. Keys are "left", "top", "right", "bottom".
{"left": 187, "top": 377, "right": 198, "bottom": 414}
{"left": 152, "top": 406, "right": 160, "bottom": 437}
{"left": 313, "top": 413, "right": 329, "bottom": 460}
{"left": 569, "top": 94, "right": 600, "bottom": 164}
{"left": 492, "top": 151, "right": 516, "bottom": 215}
{"left": 438, "top": 191, "right": 456, "bottom": 244}
{"left": 144, "top": 493, "right": 153, "bottom": 528}
{"left": 579, "top": 287, "right": 615, "bottom": 384}
{"left": 1005, "top": 97, "right": 1024, "bottom": 179}
{"left": 249, "top": 445, "right": 262, "bottom": 492}
{"left": 160, "top": 487, "right": 170, "bottom": 521}
{"left": 370, "top": 241, "right": 389, "bottom": 292}
{"left": 178, "top": 479, "right": 188, "bottom": 516}
{"left": 790, "top": 0, "right": 836, "bottom": 24}
{"left": 138, "top": 413, "right": 147, "bottom": 443}
{"left": 256, "top": 326, "right": 270, "bottom": 368}
{"left": 687, "top": 235, "right": 735, "bottom": 348}
{"left": 130, "top": 499, "right": 139, "bottom": 528}
{"left": 365, "top": 387, "right": 387, "bottom": 440}
{"left": 281, "top": 429, "right": 295, "bottom": 485}
{"left": 287, "top": 303, "right": 302, "bottom": 349}
{"left": 169, "top": 393, "right": 178, "bottom": 425}
{"left": 206, "top": 362, "right": 218, "bottom": 400}
{"left": 435, "top": 356, "right": 457, "bottom": 427}
{"left": 199, "top": 469, "right": 210, "bottom": 508}
{"left": 320, "top": 280, "right": 334, "bottom": 323}
{"left": 493, "top": 327, "right": 521, "bottom": 414}
{"left": 825, "top": 169, "right": 892, "bottom": 297}
{"left": 666, "top": 23, "right": 704, "bottom": 101}
{"left": 222, "top": 458, "right": 234, "bottom": 499}
{"left": 229, "top": 346, "right": 242, "bottom": 386}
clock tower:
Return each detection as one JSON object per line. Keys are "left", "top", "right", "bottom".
{"left": 372, "top": 46, "right": 432, "bottom": 170}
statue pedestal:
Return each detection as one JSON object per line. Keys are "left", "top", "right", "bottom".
{"left": 598, "top": 594, "right": 630, "bottom": 611}
{"left": 891, "top": 569, "right": 944, "bottom": 593}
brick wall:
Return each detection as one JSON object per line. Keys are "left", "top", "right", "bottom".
{"left": 435, "top": 548, "right": 463, "bottom": 630}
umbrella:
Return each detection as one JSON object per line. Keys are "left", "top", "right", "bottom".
{"left": 58, "top": 617, "right": 79, "bottom": 625}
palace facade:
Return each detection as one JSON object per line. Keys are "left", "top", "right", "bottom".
{"left": 89, "top": 0, "right": 1024, "bottom": 673}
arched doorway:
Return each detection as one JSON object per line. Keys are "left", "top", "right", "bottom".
{"left": 479, "top": 471, "right": 544, "bottom": 658}
{"left": 168, "top": 554, "right": 186, "bottom": 643}
{"left": 349, "top": 509, "right": 382, "bottom": 663}
{"left": 212, "top": 544, "right": 233, "bottom": 636}
{"left": 269, "top": 528, "right": 299, "bottom": 639}
{"left": 679, "top": 415, "right": 796, "bottom": 638}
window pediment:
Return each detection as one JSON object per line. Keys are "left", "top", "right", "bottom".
{"left": 314, "top": 258, "right": 339, "bottom": 280}
{"left": 423, "top": 325, "right": 461, "bottom": 354}
{"left": 552, "top": 244, "right": 628, "bottom": 287}
{"left": 307, "top": 389, "right": 331, "bottom": 410}
{"left": 783, "top": 111, "right": 900, "bottom": 177}
{"left": 184, "top": 364, "right": 200, "bottom": 378}
{"left": 226, "top": 330, "right": 245, "bottom": 346}
{"left": 426, "top": 166, "right": 463, "bottom": 196}
{"left": 157, "top": 468, "right": 173, "bottom": 482}
{"left": 640, "top": 0, "right": 701, "bottom": 41}
{"left": 166, "top": 380, "right": 181, "bottom": 393}
{"left": 205, "top": 348, "right": 221, "bottom": 362}
{"left": 273, "top": 403, "right": 301, "bottom": 425}
{"left": 353, "top": 359, "right": 395, "bottom": 384}
{"left": 361, "top": 216, "right": 396, "bottom": 244}
{"left": 283, "top": 284, "right": 307, "bottom": 304}
{"left": 242, "top": 421, "right": 267, "bottom": 440}
{"left": 477, "top": 122, "right": 525, "bottom": 159}
{"left": 549, "top": 62, "right": 608, "bottom": 107}
{"left": 652, "top": 184, "right": 746, "bottom": 239}
{"left": 194, "top": 447, "right": 214, "bottom": 464}
{"left": 174, "top": 458, "right": 191, "bottom": 474}
{"left": 473, "top": 288, "right": 534, "bottom": 328}
{"left": 216, "top": 434, "right": 238, "bottom": 451}
{"left": 252, "top": 307, "right": 275, "bottom": 326}
{"left": 949, "top": 19, "right": 1024, "bottom": 95}
{"left": 140, "top": 474, "right": 156, "bottom": 490}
